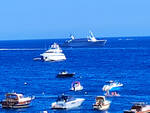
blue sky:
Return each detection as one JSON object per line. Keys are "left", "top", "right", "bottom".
{"left": 0, "top": 0, "right": 150, "bottom": 40}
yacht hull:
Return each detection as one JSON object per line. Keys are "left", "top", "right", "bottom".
{"left": 93, "top": 104, "right": 110, "bottom": 110}
{"left": 62, "top": 39, "right": 107, "bottom": 48}
{"left": 1, "top": 101, "right": 31, "bottom": 108}
{"left": 41, "top": 54, "right": 66, "bottom": 62}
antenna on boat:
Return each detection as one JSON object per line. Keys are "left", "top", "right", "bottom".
{"left": 44, "top": 40, "right": 47, "bottom": 50}
{"left": 89, "top": 30, "right": 95, "bottom": 38}
{"left": 70, "top": 34, "right": 75, "bottom": 40}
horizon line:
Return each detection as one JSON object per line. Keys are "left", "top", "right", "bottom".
{"left": 0, "top": 35, "right": 150, "bottom": 41}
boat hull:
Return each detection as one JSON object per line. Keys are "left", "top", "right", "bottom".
{"left": 1, "top": 101, "right": 31, "bottom": 108}
{"left": 124, "top": 111, "right": 136, "bottom": 113}
{"left": 62, "top": 39, "right": 107, "bottom": 48}
{"left": 57, "top": 74, "right": 74, "bottom": 78}
{"left": 124, "top": 110, "right": 150, "bottom": 113}
{"left": 93, "top": 103, "right": 110, "bottom": 110}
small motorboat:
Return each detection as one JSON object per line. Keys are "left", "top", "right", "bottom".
{"left": 124, "top": 103, "right": 150, "bottom": 113}
{"left": 0, "top": 93, "right": 34, "bottom": 108}
{"left": 57, "top": 71, "right": 75, "bottom": 78}
{"left": 70, "top": 81, "right": 83, "bottom": 91}
{"left": 51, "top": 94, "right": 85, "bottom": 109}
{"left": 102, "top": 80, "right": 123, "bottom": 91}
{"left": 93, "top": 96, "right": 111, "bottom": 110}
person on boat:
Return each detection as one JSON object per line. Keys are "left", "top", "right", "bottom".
{"left": 111, "top": 92, "right": 120, "bottom": 96}
{"left": 106, "top": 90, "right": 110, "bottom": 96}
{"left": 111, "top": 92, "right": 114, "bottom": 96}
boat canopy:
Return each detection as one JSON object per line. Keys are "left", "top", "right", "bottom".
{"left": 96, "top": 96, "right": 105, "bottom": 101}
{"left": 6, "top": 93, "right": 23, "bottom": 98}
{"left": 60, "top": 70, "right": 68, "bottom": 74}
{"left": 6, "top": 94, "right": 18, "bottom": 100}
{"left": 51, "top": 43, "right": 60, "bottom": 49}
{"left": 57, "top": 95, "right": 75, "bottom": 102}
{"left": 5, "top": 93, "right": 24, "bottom": 102}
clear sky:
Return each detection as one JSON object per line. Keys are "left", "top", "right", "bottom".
{"left": 0, "top": 0, "right": 150, "bottom": 40}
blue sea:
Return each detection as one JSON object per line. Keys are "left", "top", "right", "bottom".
{"left": 0, "top": 37, "right": 150, "bottom": 113}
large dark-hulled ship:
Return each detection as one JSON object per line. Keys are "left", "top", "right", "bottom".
{"left": 62, "top": 31, "right": 107, "bottom": 47}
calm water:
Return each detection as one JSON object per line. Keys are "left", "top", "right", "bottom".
{"left": 0, "top": 37, "right": 150, "bottom": 113}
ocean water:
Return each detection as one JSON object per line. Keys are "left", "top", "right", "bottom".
{"left": 0, "top": 37, "right": 150, "bottom": 113}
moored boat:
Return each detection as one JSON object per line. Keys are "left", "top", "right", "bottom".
{"left": 124, "top": 103, "right": 150, "bottom": 113}
{"left": 0, "top": 93, "right": 34, "bottom": 108}
{"left": 93, "top": 96, "right": 110, "bottom": 110}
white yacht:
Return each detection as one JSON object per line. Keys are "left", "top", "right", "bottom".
{"left": 40, "top": 43, "right": 66, "bottom": 61}
{"left": 51, "top": 95, "right": 85, "bottom": 109}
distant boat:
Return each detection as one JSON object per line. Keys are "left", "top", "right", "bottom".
{"left": 51, "top": 94, "right": 85, "bottom": 109}
{"left": 57, "top": 71, "right": 75, "bottom": 78}
{"left": 62, "top": 31, "right": 107, "bottom": 47}
{"left": 40, "top": 43, "right": 66, "bottom": 62}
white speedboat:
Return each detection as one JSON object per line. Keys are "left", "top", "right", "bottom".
{"left": 0, "top": 93, "right": 34, "bottom": 108}
{"left": 70, "top": 81, "right": 83, "bottom": 91}
{"left": 51, "top": 95, "right": 85, "bottom": 109}
{"left": 40, "top": 43, "right": 66, "bottom": 61}
{"left": 57, "top": 71, "right": 75, "bottom": 78}
{"left": 102, "top": 81, "right": 123, "bottom": 91}
{"left": 124, "top": 103, "right": 150, "bottom": 113}
{"left": 93, "top": 96, "right": 111, "bottom": 110}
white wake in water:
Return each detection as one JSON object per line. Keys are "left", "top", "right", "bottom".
{"left": 0, "top": 48, "right": 45, "bottom": 51}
